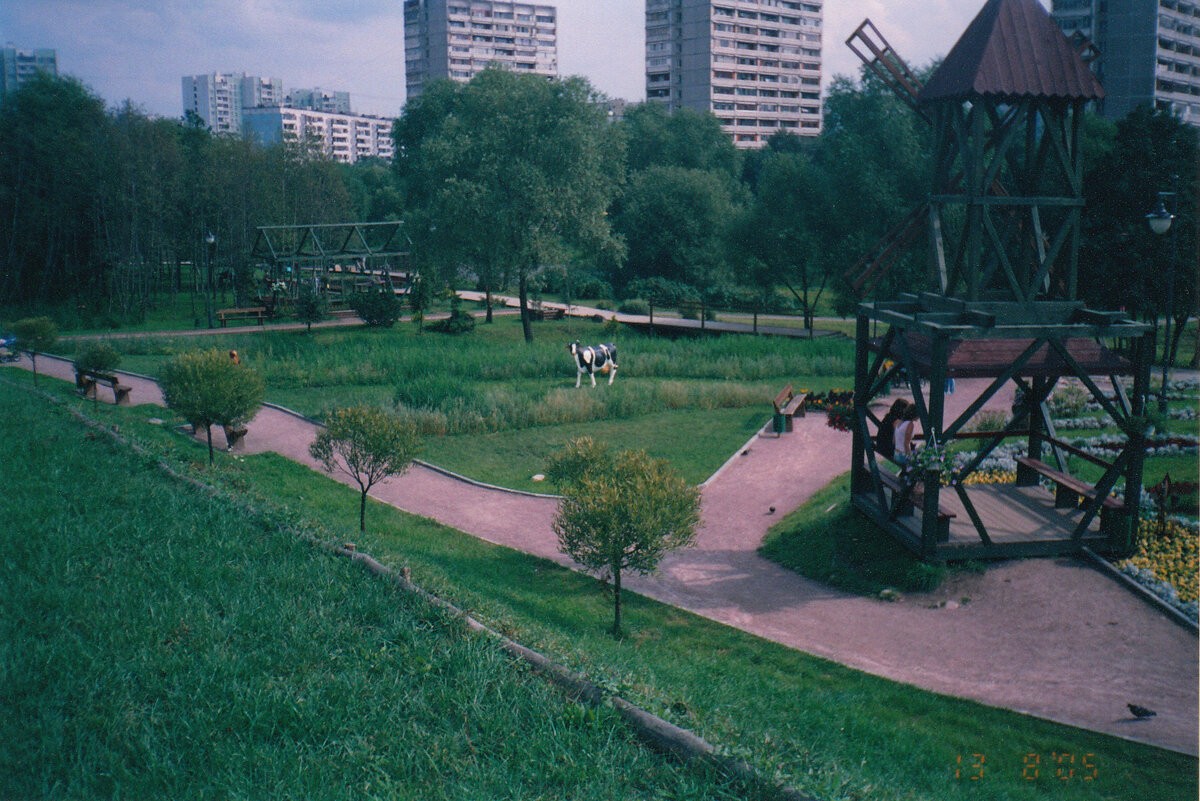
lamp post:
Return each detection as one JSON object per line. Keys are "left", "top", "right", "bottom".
{"left": 1145, "top": 181, "right": 1177, "bottom": 412}
{"left": 204, "top": 231, "right": 216, "bottom": 329}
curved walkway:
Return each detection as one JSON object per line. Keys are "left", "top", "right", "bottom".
{"left": 9, "top": 354, "right": 1197, "bottom": 755}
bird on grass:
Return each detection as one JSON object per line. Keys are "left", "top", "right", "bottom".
{"left": 1127, "top": 703, "right": 1156, "bottom": 719}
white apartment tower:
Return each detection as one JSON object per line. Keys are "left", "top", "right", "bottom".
{"left": 646, "top": 0, "right": 824, "bottom": 148}
{"left": 182, "top": 73, "right": 284, "bottom": 133}
{"left": 243, "top": 107, "right": 396, "bottom": 164}
{"left": 1051, "top": 0, "right": 1200, "bottom": 125}
{"left": 404, "top": 0, "right": 559, "bottom": 100}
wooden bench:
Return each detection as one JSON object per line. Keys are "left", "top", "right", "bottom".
{"left": 75, "top": 370, "right": 132, "bottom": 405}
{"left": 216, "top": 307, "right": 267, "bottom": 327}
{"left": 527, "top": 303, "right": 566, "bottom": 321}
{"left": 223, "top": 424, "right": 248, "bottom": 451}
{"left": 877, "top": 467, "right": 957, "bottom": 541}
{"left": 771, "top": 383, "right": 808, "bottom": 433}
{"left": 1015, "top": 456, "right": 1125, "bottom": 513}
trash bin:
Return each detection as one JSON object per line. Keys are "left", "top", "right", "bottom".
{"left": 773, "top": 411, "right": 786, "bottom": 434}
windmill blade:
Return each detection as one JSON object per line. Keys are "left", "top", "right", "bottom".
{"left": 845, "top": 19, "right": 928, "bottom": 122}
{"left": 843, "top": 202, "right": 930, "bottom": 296}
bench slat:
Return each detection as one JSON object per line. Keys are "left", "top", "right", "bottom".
{"left": 1015, "top": 457, "right": 1123, "bottom": 510}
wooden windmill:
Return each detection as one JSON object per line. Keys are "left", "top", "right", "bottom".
{"left": 844, "top": 0, "right": 1155, "bottom": 561}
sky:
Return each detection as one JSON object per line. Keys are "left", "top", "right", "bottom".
{"left": 0, "top": 1, "right": 1052, "bottom": 119}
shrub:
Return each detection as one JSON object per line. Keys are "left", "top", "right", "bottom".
{"left": 1049, "top": 385, "right": 1089, "bottom": 418}
{"left": 73, "top": 341, "right": 121, "bottom": 374}
{"left": 618, "top": 299, "right": 650, "bottom": 316}
{"left": 428, "top": 294, "right": 476, "bottom": 334}
{"left": 966, "top": 410, "right": 1008, "bottom": 432}
{"left": 294, "top": 287, "right": 326, "bottom": 332}
{"left": 350, "top": 289, "right": 402, "bottom": 327}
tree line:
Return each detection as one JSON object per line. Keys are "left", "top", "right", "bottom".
{"left": 1, "top": 68, "right": 1195, "bottom": 346}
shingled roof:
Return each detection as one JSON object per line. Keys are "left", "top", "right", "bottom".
{"left": 918, "top": 0, "right": 1104, "bottom": 103}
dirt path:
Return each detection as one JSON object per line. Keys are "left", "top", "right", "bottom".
{"left": 10, "top": 354, "right": 1197, "bottom": 755}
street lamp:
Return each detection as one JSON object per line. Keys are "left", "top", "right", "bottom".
{"left": 1145, "top": 182, "right": 1177, "bottom": 412}
{"left": 204, "top": 231, "right": 216, "bottom": 329}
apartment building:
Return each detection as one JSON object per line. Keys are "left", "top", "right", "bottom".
{"left": 243, "top": 106, "right": 396, "bottom": 164}
{"left": 1, "top": 47, "right": 57, "bottom": 95}
{"left": 645, "top": 0, "right": 823, "bottom": 148}
{"left": 286, "top": 88, "right": 353, "bottom": 114}
{"left": 1052, "top": 0, "right": 1200, "bottom": 125}
{"left": 182, "top": 73, "right": 284, "bottom": 133}
{"left": 404, "top": 0, "right": 558, "bottom": 100}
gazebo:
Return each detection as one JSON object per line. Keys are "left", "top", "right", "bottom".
{"left": 847, "top": 0, "right": 1154, "bottom": 561}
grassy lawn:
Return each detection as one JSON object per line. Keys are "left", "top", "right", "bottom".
{"left": 0, "top": 379, "right": 758, "bottom": 800}
{"left": 421, "top": 406, "right": 765, "bottom": 490}
{"left": 5, "top": 370, "right": 1195, "bottom": 801}
{"left": 50, "top": 317, "right": 856, "bottom": 490}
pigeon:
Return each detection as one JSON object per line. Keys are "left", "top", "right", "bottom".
{"left": 768, "top": 506, "right": 776, "bottom": 514}
{"left": 1127, "top": 703, "right": 1156, "bottom": 719}
{"left": 741, "top": 449, "right": 751, "bottom": 456}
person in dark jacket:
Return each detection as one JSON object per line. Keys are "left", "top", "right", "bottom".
{"left": 875, "top": 398, "right": 910, "bottom": 460}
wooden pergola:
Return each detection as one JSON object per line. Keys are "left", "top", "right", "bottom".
{"left": 249, "top": 222, "right": 414, "bottom": 308}
{"left": 846, "top": 0, "right": 1153, "bottom": 561}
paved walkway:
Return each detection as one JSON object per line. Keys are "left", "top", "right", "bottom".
{"left": 9, "top": 353, "right": 1197, "bottom": 755}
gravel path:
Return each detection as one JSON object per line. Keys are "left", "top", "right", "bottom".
{"left": 11, "top": 353, "right": 1197, "bottom": 755}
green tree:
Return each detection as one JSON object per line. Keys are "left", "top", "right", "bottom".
{"left": 11, "top": 317, "right": 58, "bottom": 386}
{"left": 547, "top": 437, "right": 700, "bottom": 637}
{"left": 294, "top": 286, "right": 326, "bottom": 332}
{"left": 159, "top": 349, "right": 265, "bottom": 464}
{"left": 394, "top": 69, "right": 624, "bottom": 343}
{"left": 612, "top": 165, "right": 738, "bottom": 289}
{"left": 621, "top": 102, "right": 740, "bottom": 177}
{"left": 309, "top": 407, "right": 422, "bottom": 533}
{"left": 73, "top": 340, "right": 121, "bottom": 410}
{"left": 1080, "top": 106, "right": 1197, "bottom": 367}
{"left": 350, "top": 288, "right": 402, "bottom": 327}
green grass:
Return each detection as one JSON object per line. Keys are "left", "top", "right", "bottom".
{"left": 0, "top": 378, "right": 760, "bottom": 800}
{"left": 420, "top": 406, "right": 766, "bottom": 491}
{"left": 758, "top": 473, "right": 955, "bottom": 595}
{"left": 8, "top": 370, "right": 1195, "bottom": 801}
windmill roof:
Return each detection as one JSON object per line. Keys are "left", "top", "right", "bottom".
{"left": 918, "top": 0, "right": 1104, "bottom": 103}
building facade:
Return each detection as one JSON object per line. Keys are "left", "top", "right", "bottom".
{"left": 286, "top": 88, "right": 353, "bottom": 114}
{"left": 404, "top": 0, "right": 558, "bottom": 100}
{"left": 1051, "top": 0, "right": 1200, "bottom": 125}
{"left": 1, "top": 47, "right": 57, "bottom": 95}
{"left": 243, "top": 106, "right": 396, "bottom": 164}
{"left": 645, "top": 0, "right": 823, "bottom": 148}
{"left": 182, "top": 73, "right": 284, "bottom": 133}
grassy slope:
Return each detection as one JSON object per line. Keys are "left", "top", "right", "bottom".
{"left": 0, "top": 379, "right": 757, "bottom": 800}
{"left": 7, "top": 371, "right": 1192, "bottom": 801}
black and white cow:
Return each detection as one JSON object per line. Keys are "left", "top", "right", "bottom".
{"left": 568, "top": 341, "right": 618, "bottom": 388}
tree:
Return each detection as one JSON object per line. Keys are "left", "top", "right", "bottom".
{"left": 1079, "top": 106, "right": 1197, "bottom": 367}
{"left": 547, "top": 437, "right": 700, "bottom": 637}
{"left": 159, "top": 349, "right": 264, "bottom": 465}
{"left": 394, "top": 69, "right": 624, "bottom": 343}
{"left": 309, "top": 407, "right": 422, "bottom": 533}
{"left": 621, "top": 102, "right": 740, "bottom": 177}
{"left": 11, "top": 317, "right": 58, "bottom": 386}
{"left": 350, "top": 288, "right": 401, "bottom": 327}
{"left": 73, "top": 340, "right": 121, "bottom": 410}
{"left": 612, "top": 165, "right": 739, "bottom": 290}
{"left": 294, "top": 286, "right": 326, "bottom": 332}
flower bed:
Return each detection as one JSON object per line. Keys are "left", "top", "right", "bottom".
{"left": 1119, "top": 518, "right": 1199, "bottom": 621}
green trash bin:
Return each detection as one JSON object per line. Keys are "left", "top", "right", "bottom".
{"left": 773, "top": 411, "right": 786, "bottom": 434}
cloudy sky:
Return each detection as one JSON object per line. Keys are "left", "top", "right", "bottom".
{"left": 0, "top": 1, "right": 1051, "bottom": 119}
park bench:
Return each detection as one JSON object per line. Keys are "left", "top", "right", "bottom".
{"left": 527, "top": 302, "right": 566, "bottom": 321}
{"left": 1014, "top": 457, "right": 1125, "bottom": 534}
{"left": 770, "top": 383, "right": 808, "bottom": 434}
{"left": 223, "top": 424, "right": 248, "bottom": 451}
{"left": 216, "top": 307, "right": 267, "bottom": 327}
{"left": 75, "top": 369, "right": 132, "bottom": 405}
{"left": 877, "top": 467, "right": 956, "bottom": 541}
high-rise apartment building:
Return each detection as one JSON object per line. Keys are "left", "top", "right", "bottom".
{"left": 182, "top": 73, "right": 284, "bottom": 133}
{"left": 403, "top": 0, "right": 558, "bottom": 100}
{"left": 287, "top": 88, "right": 353, "bottom": 114}
{"left": 645, "top": 0, "right": 823, "bottom": 148}
{"left": 1051, "top": 0, "right": 1200, "bottom": 125}
{"left": 1, "top": 47, "right": 57, "bottom": 95}
{"left": 243, "top": 106, "right": 395, "bottom": 164}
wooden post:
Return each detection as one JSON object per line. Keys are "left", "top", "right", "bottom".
{"left": 851, "top": 310, "right": 871, "bottom": 496}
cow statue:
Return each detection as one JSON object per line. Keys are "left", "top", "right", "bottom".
{"left": 568, "top": 341, "right": 618, "bottom": 388}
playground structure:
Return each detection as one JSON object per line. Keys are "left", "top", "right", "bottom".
{"left": 249, "top": 222, "right": 414, "bottom": 315}
{"left": 843, "top": 0, "right": 1153, "bottom": 561}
